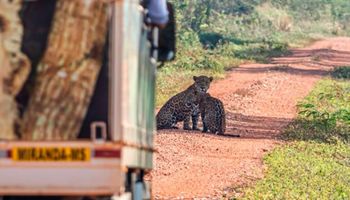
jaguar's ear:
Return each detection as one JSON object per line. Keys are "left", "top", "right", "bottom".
{"left": 193, "top": 76, "right": 198, "bottom": 81}
{"left": 209, "top": 76, "right": 213, "bottom": 82}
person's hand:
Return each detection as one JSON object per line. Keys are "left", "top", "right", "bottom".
{"left": 149, "top": 23, "right": 167, "bottom": 29}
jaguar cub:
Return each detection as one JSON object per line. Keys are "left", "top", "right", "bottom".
{"left": 156, "top": 75, "right": 213, "bottom": 130}
{"left": 199, "top": 93, "right": 226, "bottom": 134}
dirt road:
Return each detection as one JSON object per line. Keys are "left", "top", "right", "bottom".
{"left": 148, "top": 37, "right": 350, "bottom": 199}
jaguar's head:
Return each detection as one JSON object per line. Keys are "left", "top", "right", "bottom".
{"left": 193, "top": 75, "right": 213, "bottom": 94}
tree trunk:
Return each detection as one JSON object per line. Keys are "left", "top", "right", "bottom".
{"left": 21, "top": 0, "right": 108, "bottom": 140}
{"left": 0, "top": 34, "right": 17, "bottom": 140}
{"left": 0, "top": 0, "right": 31, "bottom": 140}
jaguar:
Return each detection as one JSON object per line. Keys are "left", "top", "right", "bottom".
{"left": 198, "top": 93, "right": 226, "bottom": 134}
{"left": 156, "top": 75, "right": 213, "bottom": 130}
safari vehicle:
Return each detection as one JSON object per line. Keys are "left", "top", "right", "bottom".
{"left": 0, "top": 0, "right": 175, "bottom": 199}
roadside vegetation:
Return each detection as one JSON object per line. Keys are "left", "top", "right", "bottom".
{"left": 157, "top": 0, "right": 350, "bottom": 107}
{"left": 240, "top": 68, "right": 350, "bottom": 199}
{"left": 241, "top": 142, "right": 350, "bottom": 199}
{"left": 156, "top": 0, "right": 350, "bottom": 197}
{"left": 156, "top": 1, "right": 350, "bottom": 198}
{"left": 156, "top": 0, "right": 350, "bottom": 107}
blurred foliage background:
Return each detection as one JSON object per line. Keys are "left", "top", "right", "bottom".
{"left": 167, "top": 0, "right": 350, "bottom": 70}
{"left": 157, "top": 0, "right": 350, "bottom": 106}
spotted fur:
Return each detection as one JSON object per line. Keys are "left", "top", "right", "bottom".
{"left": 199, "top": 93, "right": 226, "bottom": 134}
{"left": 156, "top": 76, "right": 213, "bottom": 130}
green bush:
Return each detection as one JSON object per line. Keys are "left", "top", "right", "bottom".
{"left": 198, "top": 32, "right": 226, "bottom": 49}
{"left": 283, "top": 79, "right": 350, "bottom": 144}
{"left": 332, "top": 66, "right": 350, "bottom": 80}
{"left": 231, "top": 41, "right": 289, "bottom": 62}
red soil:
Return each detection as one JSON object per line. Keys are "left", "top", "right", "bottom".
{"left": 148, "top": 37, "right": 350, "bottom": 199}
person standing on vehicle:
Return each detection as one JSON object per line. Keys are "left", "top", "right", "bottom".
{"left": 145, "top": 0, "right": 169, "bottom": 27}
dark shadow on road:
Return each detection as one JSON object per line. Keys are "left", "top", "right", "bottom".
{"left": 225, "top": 112, "right": 293, "bottom": 139}
{"left": 158, "top": 48, "right": 350, "bottom": 140}
{"left": 271, "top": 48, "right": 350, "bottom": 67}
{"left": 232, "top": 48, "right": 350, "bottom": 77}
{"left": 234, "top": 66, "right": 330, "bottom": 77}
{"left": 160, "top": 112, "right": 294, "bottom": 140}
